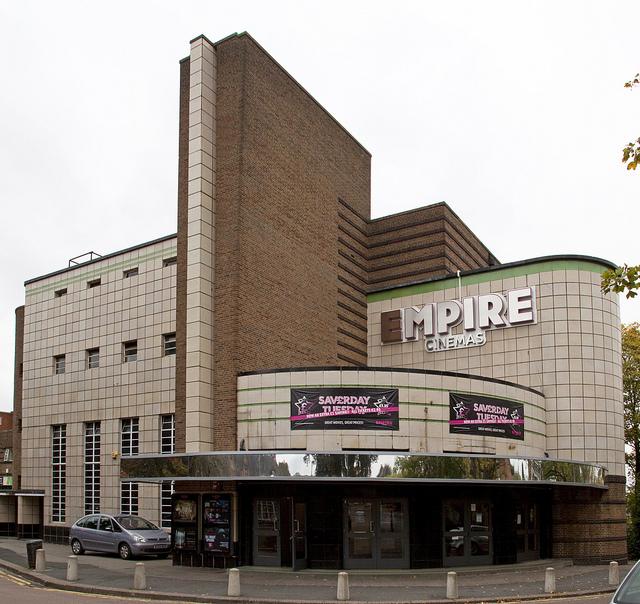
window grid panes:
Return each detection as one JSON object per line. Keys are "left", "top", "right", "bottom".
{"left": 123, "top": 341, "right": 137, "bottom": 362}
{"left": 54, "top": 354, "right": 65, "bottom": 375}
{"left": 52, "top": 424, "right": 66, "bottom": 522}
{"left": 161, "top": 414, "right": 175, "bottom": 454}
{"left": 121, "top": 482, "right": 139, "bottom": 515}
{"left": 160, "top": 481, "right": 175, "bottom": 528}
{"left": 163, "top": 333, "right": 176, "bottom": 356}
{"left": 121, "top": 418, "right": 139, "bottom": 457}
{"left": 3, "top": 448, "right": 11, "bottom": 462}
{"left": 84, "top": 422, "right": 100, "bottom": 515}
{"left": 87, "top": 348, "right": 99, "bottom": 369}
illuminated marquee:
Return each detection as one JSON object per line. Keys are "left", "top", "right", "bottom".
{"left": 380, "top": 287, "right": 537, "bottom": 352}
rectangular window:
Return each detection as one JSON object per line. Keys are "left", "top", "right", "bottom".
{"left": 52, "top": 425, "right": 66, "bottom": 522}
{"left": 163, "top": 333, "right": 176, "bottom": 356}
{"left": 86, "top": 348, "right": 100, "bottom": 369}
{"left": 121, "top": 418, "right": 139, "bottom": 457}
{"left": 54, "top": 354, "right": 66, "bottom": 375}
{"left": 54, "top": 288, "right": 67, "bottom": 298}
{"left": 123, "top": 267, "right": 138, "bottom": 278}
{"left": 160, "top": 481, "right": 175, "bottom": 529}
{"left": 160, "top": 414, "right": 175, "bottom": 454}
{"left": 162, "top": 256, "right": 177, "bottom": 267}
{"left": 123, "top": 340, "right": 137, "bottom": 362}
{"left": 87, "top": 278, "right": 101, "bottom": 289}
{"left": 3, "top": 448, "right": 12, "bottom": 462}
{"left": 84, "top": 422, "right": 100, "bottom": 515}
{"left": 121, "top": 482, "right": 139, "bottom": 515}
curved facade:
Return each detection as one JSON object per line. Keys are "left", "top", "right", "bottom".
{"left": 7, "top": 33, "right": 626, "bottom": 570}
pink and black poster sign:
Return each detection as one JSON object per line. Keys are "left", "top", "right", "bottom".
{"left": 449, "top": 392, "right": 524, "bottom": 440}
{"left": 290, "top": 388, "right": 399, "bottom": 430}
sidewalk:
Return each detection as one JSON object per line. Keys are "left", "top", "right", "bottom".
{"left": 0, "top": 538, "right": 631, "bottom": 603}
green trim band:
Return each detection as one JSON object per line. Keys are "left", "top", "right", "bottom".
{"left": 26, "top": 246, "right": 177, "bottom": 296}
{"left": 367, "top": 259, "right": 609, "bottom": 303}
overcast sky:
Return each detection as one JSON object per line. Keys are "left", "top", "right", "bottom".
{"left": 1, "top": 1, "right": 639, "bottom": 411}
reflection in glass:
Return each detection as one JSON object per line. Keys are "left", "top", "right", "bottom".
{"left": 257, "top": 535, "right": 278, "bottom": 554}
{"left": 444, "top": 502, "right": 464, "bottom": 532}
{"left": 380, "top": 502, "right": 403, "bottom": 559}
{"left": 445, "top": 535, "right": 464, "bottom": 557}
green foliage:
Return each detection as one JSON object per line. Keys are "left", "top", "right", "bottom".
{"left": 623, "top": 324, "right": 640, "bottom": 556}
{"left": 623, "top": 74, "right": 640, "bottom": 170}
{"left": 602, "top": 265, "right": 640, "bottom": 299}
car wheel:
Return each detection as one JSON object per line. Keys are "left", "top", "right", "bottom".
{"left": 119, "top": 542, "right": 132, "bottom": 560}
{"left": 71, "top": 539, "right": 84, "bottom": 555}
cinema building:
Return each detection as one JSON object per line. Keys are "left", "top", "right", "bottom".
{"left": 4, "top": 33, "right": 625, "bottom": 569}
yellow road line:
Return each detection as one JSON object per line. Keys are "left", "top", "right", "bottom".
{"left": 0, "top": 568, "right": 32, "bottom": 586}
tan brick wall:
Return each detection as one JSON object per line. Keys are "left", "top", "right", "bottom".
{"left": 552, "top": 475, "right": 627, "bottom": 564}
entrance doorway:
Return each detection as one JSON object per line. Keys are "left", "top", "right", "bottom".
{"left": 443, "top": 499, "right": 491, "bottom": 566}
{"left": 343, "top": 498, "right": 409, "bottom": 569}
{"left": 253, "top": 499, "right": 280, "bottom": 566}
{"left": 515, "top": 502, "right": 539, "bottom": 561}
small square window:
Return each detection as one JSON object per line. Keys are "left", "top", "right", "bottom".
{"left": 123, "top": 267, "right": 138, "bottom": 278}
{"left": 54, "top": 288, "right": 67, "bottom": 298}
{"left": 123, "top": 341, "right": 137, "bottom": 363}
{"left": 163, "top": 333, "right": 176, "bottom": 356}
{"left": 54, "top": 354, "right": 66, "bottom": 375}
{"left": 162, "top": 256, "right": 177, "bottom": 267}
{"left": 87, "top": 278, "right": 101, "bottom": 289}
{"left": 87, "top": 348, "right": 100, "bottom": 369}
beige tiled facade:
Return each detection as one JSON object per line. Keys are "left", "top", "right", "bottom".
{"left": 21, "top": 236, "right": 177, "bottom": 527}
{"left": 367, "top": 261, "right": 624, "bottom": 475}
{"left": 237, "top": 369, "right": 545, "bottom": 457}
{"left": 237, "top": 259, "right": 623, "bottom": 476}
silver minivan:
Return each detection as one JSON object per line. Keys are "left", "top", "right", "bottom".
{"left": 69, "top": 514, "right": 171, "bottom": 560}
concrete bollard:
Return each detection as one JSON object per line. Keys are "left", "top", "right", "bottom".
{"left": 35, "top": 548, "right": 46, "bottom": 572}
{"left": 337, "top": 571, "right": 350, "bottom": 601}
{"left": 133, "top": 562, "right": 146, "bottom": 590}
{"left": 228, "top": 568, "right": 241, "bottom": 597}
{"left": 609, "top": 561, "right": 620, "bottom": 586}
{"left": 446, "top": 571, "right": 458, "bottom": 599}
{"left": 67, "top": 555, "right": 78, "bottom": 581}
{"left": 544, "top": 567, "right": 556, "bottom": 594}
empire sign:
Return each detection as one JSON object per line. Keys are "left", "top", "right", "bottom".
{"left": 380, "top": 287, "right": 537, "bottom": 352}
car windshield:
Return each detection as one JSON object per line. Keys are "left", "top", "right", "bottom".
{"left": 614, "top": 563, "right": 640, "bottom": 604}
{"left": 115, "top": 516, "right": 159, "bottom": 531}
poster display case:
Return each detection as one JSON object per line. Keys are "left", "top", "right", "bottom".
{"left": 202, "top": 494, "right": 231, "bottom": 554}
{"left": 172, "top": 494, "right": 199, "bottom": 553}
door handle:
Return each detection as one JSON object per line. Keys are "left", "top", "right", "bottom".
{"left": 294, "top": 520, "right": 300, "bottom": 533}
{"left": 369, "top": 521, "right": 374, "bottom": 533}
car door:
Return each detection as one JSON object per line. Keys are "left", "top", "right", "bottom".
{"left": 81, "top": 515, "right": 100, "bottom": 550}
{"left": 96, "top": 516, "right": 117, "bottom": 553}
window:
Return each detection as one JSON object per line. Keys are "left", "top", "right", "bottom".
{"left": 160, "top": 414, "right": 175, "bottom": 454}
{"left": 123, "top": 340, "right": 137, "bottom": 362}
{"left": 160, "top": 481, "right": 175, "bottom": 529}
{"left": 84, "top": 422, "right": 100, "bottom": 515}
{"left": 52, "top": 425, "right": 66, "bottom": 522}
{"left": 54, "top": 288, "right": 67, "bottom": 298}
{"left": 121, "top": 418, "right": 139, "bottom": 457}
{"left": 3, "top": 448, "right": 12, "bottom": 462}
{"left": 163, "top": 333, "right": 176, "bottom": 356}
{"left": 54, "top": 354, "right": 66, "bottom": 375}
{"left": 123, "top": 267, "right": 138, "bottom": 278}
{"left": 162, "top": 256, "right": 177, "bottom": 267}
{"left": 121, "top": 482, "right": 139, "bottom": 515}
{"left": 86, "top": 348, "right": 99, "bottom": 369}
{"left": 81, "top": 516, "right": 99, "bottom": 530}
{"left": 87, "top": 278, "right": 101, "bottom": 289}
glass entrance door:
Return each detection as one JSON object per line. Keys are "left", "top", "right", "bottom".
{"left": 253, "top": 499, "right": 280, "bottom": 566}
{"left": 516, "top": 502, "right": 539, "bottom": 561}
{"left": 344, "top": 499, "right": 409, "bottom": 569}
{"left": 443, "top": 499, "right": 491, "bottom": 566}
{"left": 292, "top": 501, "right": 307, "bottom": 570}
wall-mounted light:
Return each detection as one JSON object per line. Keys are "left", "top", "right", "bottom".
{"left": 111, "top": 451, "right": 120, "bottom": 460}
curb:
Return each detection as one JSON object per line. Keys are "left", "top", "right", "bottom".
{"left": 0, "top": 557, "right": 619, "bottom": 604}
